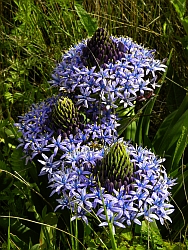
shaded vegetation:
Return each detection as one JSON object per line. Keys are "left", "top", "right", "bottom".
{"left": 0, "top": 0, "right": 188, "bottom": 249}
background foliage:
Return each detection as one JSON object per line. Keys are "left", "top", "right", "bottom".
{"left": 0, "top": 0, "right": 188, "bottom": 249}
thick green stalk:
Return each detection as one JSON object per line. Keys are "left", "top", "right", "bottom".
{"left": 75, "top": 218, "right": 79, "bottom": 250}
{"left": 102, "top": 192, "right": 117, "bottom": 250}
{"left": 108, "top": 222, "right": 117, "bottom": 250}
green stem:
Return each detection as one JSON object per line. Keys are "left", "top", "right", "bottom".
{"left": 108, "top": 222, "right": 117, "bottom": 250}
{"left": 70, "top": 218, "right": 75, "bottom": 250}
{"left": 7, "top": 213, "right": 10, "bottom": 250}
{"left": 75, "top": 218, "right": 78, "bottom": 250}
{"left": 101, "top": 188, "right": 117, "bottom": 250}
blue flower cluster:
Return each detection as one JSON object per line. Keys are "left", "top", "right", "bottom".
{"left": 15, "top": 28, "right": 176, "bottom": 232}
{"left": 50, "top": 35, "right": 166, "bottom": 107}
{"left": 49, "top": 140, "right": 176, "bottom": 229}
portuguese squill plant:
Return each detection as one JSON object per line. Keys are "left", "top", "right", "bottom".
{"left": 15, "top": 28, "right": 176, "bottom": 238}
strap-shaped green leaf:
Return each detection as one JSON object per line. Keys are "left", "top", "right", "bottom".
{"left": 74, "top": 3, "right": 97, "bottom": 37}
{"left": 171, "top": 126, "right": 188, "bottom": 170}
{"left": 153, "top": 95, "right": 188, "bottom": 157}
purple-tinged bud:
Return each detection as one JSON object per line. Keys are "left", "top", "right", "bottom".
{"left": 125, "top": 176, "right": 129, "bottom": 183}
{"left": 129, "top": 176, "right": 135, "bottom": 183}
{"left": 62, "top": 132, "right": 68, "bottom": 139}
{"left": 107, "top": 182, "right": 114, "bottom": 193}
{"left": 129, "top": 184, "right": 134, "bottom": 191}
{"left": 118, "top": 41, "right": 127, "bottom": 52}
{"left": 113, "top": 56, "right": 116, "bottom": 62}
{"left": 126, "top": 185, "right": 130, "bottom": 194}
{"left": 117, "top": 180, "right": 122, "bottom": 190}
{"left": 81, "top": 28, "right": 126, "bottom": 70}
{"left": 98, "top": 54, "right": 102, "bottom": 60}
{"left": 118, "top": 51, "right": 123, "bottom": 60}
{"left": 124, "top": 180, "right": 128, "bottom": 187}
{"left": 104, "top": 55, "right": 108, "bottom": 63}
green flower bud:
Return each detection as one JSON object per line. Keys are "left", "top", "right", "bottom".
{"left": 98, "top": 142, "right": 134, "bottom": 193}
{"left": 51, "top": 97, "right": 79, "bottom": 132}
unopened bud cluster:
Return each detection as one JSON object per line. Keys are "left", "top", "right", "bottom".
{"left": 82, "top": 28, "right": 126, "bottom": 69}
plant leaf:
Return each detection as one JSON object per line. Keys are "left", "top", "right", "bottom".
{"left": 74, "top": 3, "right": 97, "bottom": 36}
{"left": 153, "top": 94, "right": 188, "bottom": 156}
{"left": 0, "top": 217, "right": 39, "bottom": 246}
{"left": 171, "top": 126, "right": 188, "bottom": 170}
{"left": 181, "top": 16, "right": 188, "bottom": 35}
{"left": 170, "top": 0, "right": 187, "bottom": 18}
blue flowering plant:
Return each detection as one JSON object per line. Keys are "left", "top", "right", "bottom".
{"left": 15, "top": 28, "right": 176, "bottom": 236}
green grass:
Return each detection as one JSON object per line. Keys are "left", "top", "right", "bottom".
{"left": 0, "top": 0, "right": 188, "bottom": 249}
